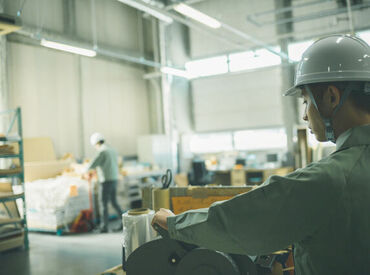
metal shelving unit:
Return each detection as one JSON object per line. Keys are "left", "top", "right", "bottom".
{"left": 0, "top": 107, "right": 28, "bottom": 251}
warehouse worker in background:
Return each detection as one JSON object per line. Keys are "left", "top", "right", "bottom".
{"left": 152, "top": 35, "right": 370, "bottom": 275}
{"left": 87, "top": 133, "right": 122, "bottom": 233}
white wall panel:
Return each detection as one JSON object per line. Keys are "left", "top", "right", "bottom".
{"left": 81, "top": 58, "right": 150, "bottom": 157}
{"left": 192, "top": 67, "right": 283, "bottom": 132}
{"left": 7, "top": 42, "right": 81, "bottom": 158}
{"left": 5, "top": 0, "right": 64, "bottom": 33}
{"left": 75, "top": 0, "right": 140, "bottom": 51}
{"left": 8, "top": 42, "right": 151, "bottom": 159}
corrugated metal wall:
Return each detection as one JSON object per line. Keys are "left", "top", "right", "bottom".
{"left": 7, "top": 42, "right": 150, "bottom": 159}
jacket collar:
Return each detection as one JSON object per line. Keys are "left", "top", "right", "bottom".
{"left": 336, "top": 124, "right": 370, "bottom": 151}
{"left": 98, "top": 144, "right": 108, "bottom": 152}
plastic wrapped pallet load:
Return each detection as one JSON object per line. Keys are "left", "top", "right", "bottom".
{"left": 21, "top": 176, "right": 90, "bottom": 231}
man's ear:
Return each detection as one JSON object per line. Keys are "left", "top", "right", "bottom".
{"left": 324, "top": 85, "right": 341, "bottom": 111}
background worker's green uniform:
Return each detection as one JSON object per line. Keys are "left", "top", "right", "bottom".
{"left": 88, "top": 144, "right": 122, "bottom": 231}
{"left": 167, "top": 125, "right": 370, "bottom": 275}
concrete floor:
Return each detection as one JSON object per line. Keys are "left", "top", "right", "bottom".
{"left": 0, "top": 229, "right": 123, "bottom": 275}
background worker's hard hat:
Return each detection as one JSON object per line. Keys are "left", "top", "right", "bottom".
{"left": 285, "top": 34, "right": 370, "bottom": 96}
{"left": 90, "top": 132, "right": 104, "bottom": 146}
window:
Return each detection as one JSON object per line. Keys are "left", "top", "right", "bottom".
{"left": 229, "top": 47, "right": 281, "bottom": 72}
{"left": 357, "top": 30, "right": 370, "bottom": 46}
{"left": 185, "top": 55, "right": 228, "bottom": 77}
{"left": 288, "top": 40, "right": 314, "bottom": 62}
{"left": 234, "top": 128, "right": 287, "bottom": 151}
{"left": 185, "top": 46, "right": 282, "bottom": 78}
{"left": 189, "top": 132, "right": 233, "bottom": 153}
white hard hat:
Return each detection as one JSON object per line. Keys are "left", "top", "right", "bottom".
{"left": 285, "top": 34, "right": 370, "bottom": 96}
{"left": 90, "top": 132, "right": 104, "bottom": 146}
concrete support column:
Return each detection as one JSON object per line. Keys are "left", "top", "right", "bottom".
{"left": 77, "top": 57, "right": 85, "bottom": 160}
{"left": 62, "top": 1, "right": 86, "bottom": 160}
{"left": 159, "top": 23, "right": 178, "bottom": 171}
{"left": 0, "top": 2, "right": 9, "bottom": 133}
{"left": 0, "top": 36, "right": 8, "bottom": 114}
{"left": 280, "top": 43, "right": 298, "bottom": 156}
{"left": 275, "top": 0, "right": 299, "bottom": 163}
{"left": 158, "top": 21, "right": 192, "bottom": 173}
{"left": 0, "top": 3, "right": 10, "bottom": 170}
{"left": 63, "top": 0, "right": 76, "bottom": 36}
{"left": 146, "top": 18, "right": 164, "bottom": 135}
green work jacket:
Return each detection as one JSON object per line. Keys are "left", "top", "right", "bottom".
{"left": 87, "top": 144, "right": 119, "bottom": 183}
{"left": 168, "top": 124, "right": 370, "bottom": 275}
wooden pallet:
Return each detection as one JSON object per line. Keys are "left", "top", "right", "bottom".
{"left": 0, "top": 233, "right": 24, "bottom": 253}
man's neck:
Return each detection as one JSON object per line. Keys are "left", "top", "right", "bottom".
{"left": 333, "top": 104, "right": 370, "bottom": 138}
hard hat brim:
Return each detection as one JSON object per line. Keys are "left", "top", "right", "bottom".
{"left": 283, "top": 86, "right": 302, "bottom": 97}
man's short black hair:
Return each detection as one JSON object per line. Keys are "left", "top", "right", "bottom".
{"left": 309, "top": 81, "right": 370, "bottom": 113}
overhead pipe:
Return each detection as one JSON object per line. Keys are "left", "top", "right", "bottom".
{"left": 221, "top": 22, "right": 290, "bottom": 61}
{"left": 247, "top": 1, "right": 370, "bottom": 26}
{"left": 247, "top": 0, "right": 333, "bottom": 26}
{"left": 15, "top": 26, "right": 164, "bottom": 69}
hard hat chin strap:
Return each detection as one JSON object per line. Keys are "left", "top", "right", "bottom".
{"left": 305, "top": 83, "right": 354, "bottom": 143}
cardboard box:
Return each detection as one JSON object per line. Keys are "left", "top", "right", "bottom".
{"left": 143, "top": 186, "right": 253, "bottom": 215}
{"left": 231, "top": 169, "right": 246, "bottom": 186}
{"left": 170, "top": 186, "right": 252, "bottom": 214}
{"left": 143, "top": 168, "right": 293, "bottom": 213}
{"left": 24, "top": 159, "right": 72, "bottom": 182}
{"left": 23, "top": 137, "right": 56, "bottom": 162}
{"left": 246, "top": 167, "right": 294, "bottom": 185}
{"left": 23, "top": 137, "right": 72, "bottom": 182}
{"left": 174, "top": 173, "right": 188, "bottom": 187}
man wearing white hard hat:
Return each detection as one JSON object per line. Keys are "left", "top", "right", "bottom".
{"left": 87, "top": 132, "right": 122, "bottom": 233}
{"left": 152, "top": 35, "right": 370, "bottom": 274}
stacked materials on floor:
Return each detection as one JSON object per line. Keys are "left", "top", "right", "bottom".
{"left": 0, "top": 144, "right": 15, "bottom": 155}
{"left": 0, "top": 182, "right": 24, "bottom": 252}
{"left": 21, "top": 176, "right": 90, "bottom": 231}
{"left": 23, "top": 137, "right": 73, "bottom": 182}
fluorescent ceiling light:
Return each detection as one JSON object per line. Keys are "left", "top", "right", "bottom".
{"left": 173, "top": 3, "right": 221, "bottom": 29}
{"left": 161, "top": 67, "right": 195, "bottom": 79}
{"left": 118, "top": 0, "right": 173, "bottom": 24}
{"left": 40, "top": 39, "right": 96, "bottom": 57}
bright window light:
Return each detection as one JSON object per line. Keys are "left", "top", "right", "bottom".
{"left": 307, "top": 130, "right": 333, "bottom": 148}
{"left": 357, "top": 30, "right": 370, "bottom": 46}
{"left": 234, "top": 128, "right": 287, "bottom": 151}
{"left": 229, "top": 47, "right": 281, "bottom": 72}
{"left": 288, "top": 40, "right": 314, "bottom": 62}
{"left": 189, "top": 132, "right": 233, "bottom": 153}
{"left": 185, "top": 56, "right": 228, "bottom": 77}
